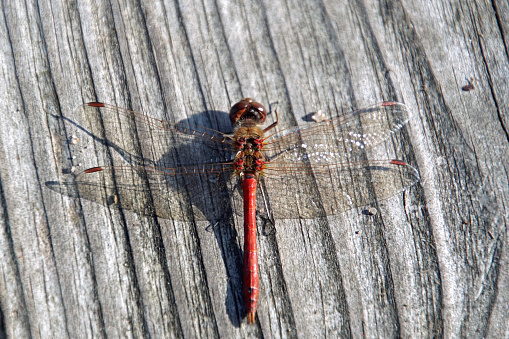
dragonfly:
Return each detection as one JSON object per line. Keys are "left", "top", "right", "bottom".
{"left": 77, "top": 98, "right": 420, "bottom": 324}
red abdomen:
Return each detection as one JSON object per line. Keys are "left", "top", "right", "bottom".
{"left": 242, "top": 176, "right": 259, "bottom": 324}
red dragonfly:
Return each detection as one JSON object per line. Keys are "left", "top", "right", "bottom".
{"left": 78, "top": 98, "right": 419, "bottom": 324}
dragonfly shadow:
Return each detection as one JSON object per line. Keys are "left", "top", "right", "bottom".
{"left": 50, "top": 109, "right": 238, "bottom": 221}
{"left": 208, "top": 219, "right": 245, "bottom": 327}
{"left": 47, "top": 108, "right": 249, "bottom": 326}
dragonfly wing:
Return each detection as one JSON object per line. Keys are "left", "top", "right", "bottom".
{"left": 263, "top": 102, "right": 409, "bottom": 160}
{"left": 83, "top": 103, "right": 235, "bottom": 167}
{"left": 75, "top": 163, "right": 238, "bottom": 222}
{"left": 258, "top": 159, "right": 420, "bottom": 219}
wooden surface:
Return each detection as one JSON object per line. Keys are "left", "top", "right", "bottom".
{"left": 0, "top": 0, "right": 508, "bottom": 337}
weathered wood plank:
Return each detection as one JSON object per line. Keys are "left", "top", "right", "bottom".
{"left": 0, "top": 0, "right": 507, "bottom": 338}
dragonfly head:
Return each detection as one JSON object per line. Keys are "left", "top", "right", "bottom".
{"left": 230, "top": 98, "right": 267, "bottom": 124}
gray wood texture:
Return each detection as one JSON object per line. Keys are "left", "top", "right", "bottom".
{"left": 0, "top": 0, "right": 508, "bottom": 337}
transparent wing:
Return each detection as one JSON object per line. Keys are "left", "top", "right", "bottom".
{"left": 73, "top": 158, "right": 419, "bottom": 221}
{"left": 82, "top": 102, "right": 235, "bottom": 166}
{"left": 263, "top": 102, "right": 409, "bottom": 161}
{"left": 258, "top": 159, "right": 420, "bottom": 219}
{"left": 74, "top": 163, "right": 238, "bottom": 222}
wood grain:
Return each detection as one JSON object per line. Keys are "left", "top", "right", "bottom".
{"left": 0, "top": 0, "right": 507, "bottom": 337}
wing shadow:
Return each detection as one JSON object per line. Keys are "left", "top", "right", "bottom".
{"left": 47, "top": 107, "right": 250, "bottom": 326}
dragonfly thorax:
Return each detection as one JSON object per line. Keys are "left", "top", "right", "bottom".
{"left": 233, "top": 125, "right": 264, "bottom": 149}
{"left": 233, "top": 125, "right": 266, "bottom": 177}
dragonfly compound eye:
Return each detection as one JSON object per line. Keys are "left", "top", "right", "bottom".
{"left": 229, "top": 98, "right": 267, "bottom": 123}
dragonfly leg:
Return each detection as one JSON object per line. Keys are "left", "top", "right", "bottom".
{"left": 262, "top": 108, "right": 279, "bottom": 133}
{"left": 258, "top": 180, "right": 276, "bottom": 230}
